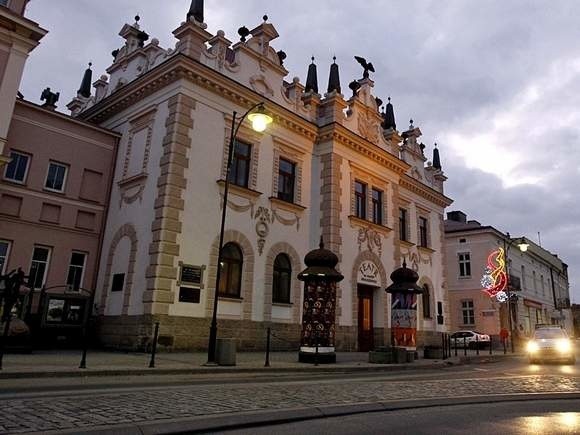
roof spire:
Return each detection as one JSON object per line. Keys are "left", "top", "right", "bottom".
{"left": 382, "top": 96, "right": 396, "bottom": 130}
{"left": 77, "top": 62, "right": 93, "bottom": 99}
{"left": 187, "top": 0, "right": 204, "bottom": 23}
{"left": 433, "top": 143, "right": 442, "bottom": 170}
{"left": 327, "top": 56, "right": 341, "bottom": 94}
{"left": 305, "top": 56, "right": 318, "bottom": 93}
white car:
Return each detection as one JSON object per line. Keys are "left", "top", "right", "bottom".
{"left": 527, "top": 326, "right": 576, "bottom": 365}
{"left": 450, "top": 330, "right": 491, "bottom": 349}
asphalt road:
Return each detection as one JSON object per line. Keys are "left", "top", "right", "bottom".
{"left": 0, "top": 352, "right": 578, "bottom": 434}
{"left": 215, "top": 400, "right": 580, "bottom": 435}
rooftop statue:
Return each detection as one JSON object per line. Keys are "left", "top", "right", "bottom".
{"left": 354, "top": 56, "right": 375, "bottom": 79}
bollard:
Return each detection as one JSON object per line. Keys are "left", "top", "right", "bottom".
{"left": 454, "top": 336, "right": 458, "bottom": 357}
{"left": 264, "top": 327, "right": 271, "bottom": 367}
{"left": 442, "top": 333, "right": 447, "bottom": 360}
{"left": 489, "top": 336, "right": 493, "bottom": 355}
{"left": 149, "top": 322, "right": 160, "bottom": 368}
{"left": 476, "top": 335, "right": 479, "bottom": 356}
{"left": 79, "top": 325, "right": 88, "bottom": 369}
{"left": 448, "top": 334, "right": 452, "bottom": 358}
{"left": 463, "top": 336, "right": 467, "bottom": 356}
{"left": 503, "top": 337, "right": 507, "bottom": 355}
{"left": 0, "top": 315, "right": 11, "bottom": 371}
{"left": 314, "top": 333, "right": 319, "bottom": 367}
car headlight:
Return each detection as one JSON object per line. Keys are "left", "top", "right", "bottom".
{"left": 527, "top": 341, "right": 539, "bottom": 353}
{"left": 556, "top": 339, "right": 572, "bottom": 353}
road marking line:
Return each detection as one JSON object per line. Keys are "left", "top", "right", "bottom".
{"left": 473, "top": 368, "right": 488, "bottom": 372}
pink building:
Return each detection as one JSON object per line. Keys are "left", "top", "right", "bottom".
{"left": 0, "top": 99, "right": 119, "bottom": 315}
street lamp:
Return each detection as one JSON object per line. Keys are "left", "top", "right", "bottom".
{"left": 207, "top": 103, "right": 272, "bottom": 364}
{"left": 503, "top": 232, "right": 528, "bottom": 353}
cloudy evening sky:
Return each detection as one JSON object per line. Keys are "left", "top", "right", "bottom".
{"left": 20, "top": 0, "right": 580, "bottom": 301}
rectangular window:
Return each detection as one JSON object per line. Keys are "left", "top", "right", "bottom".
{"left": 399, "top": 208, "right": 408, "bottom": 241}
{"left": 45, "top": 162, "right": 68, "bottom": 192}
{"left": 354, "top": 181, "right": 367, "bottom": 219}
{"left": 0, "top": 240, "right": 10, "bottom": 274}
{"left": 66, "top": 252, "right": 86, "bottom": 291}
{"left": 4, "top": 151, "right": 29, "bottom": 183}
{"left": 228, "top": 140, "right": 251, "bottom": 188}
{"left": 111, "top": 273, "right": 125, "bottom": 292}
{"left": 29, "top": 246, "right": 51, "bottom": 289}
{"left": 419, "top": 217, "right": 428, "bottom": 247}
{"left": 371, "top": 188, "right": 383, "bottom": 225}
{"left": 461, "top": 300, "right": 475, "bottom": 325}
{"left": 532, "top": 270, "right": 537, "bottom": 291}
{"left": 277, "top": 158, "right": 296, "bottom": 203}
{"left": 458, "top": 252, "right": 471, "bottom": 277}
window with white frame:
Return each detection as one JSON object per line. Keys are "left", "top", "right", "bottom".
{"left": 66, "top": 252, "right": 86, "bottom": 291}
{"left": 45, "top": 162, "right": 68, "bottom": 192}
{"left": 4, "top": 151, "right": 30, "bottom": 183}
{"left": 458, "top": 252, "right": 471, "bottom": 277}
{"left": 0, "top": 240, "right": 10, "bottom": 274}
{"left": 29, "top": 246, "right": 51, "bottom": 289}
{"left": 461, "top": 300, "right": 475, "bottom": 325}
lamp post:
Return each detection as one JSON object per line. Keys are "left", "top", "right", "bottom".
{"left": 503, "top": 232, "right": 529, "bottom": 353}
{"left": 206, "top": 103, "right": 272, "bottom": 364}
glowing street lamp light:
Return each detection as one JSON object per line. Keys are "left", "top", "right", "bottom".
{"left": 207, "top": 102, "right": 272, "bottom": 364}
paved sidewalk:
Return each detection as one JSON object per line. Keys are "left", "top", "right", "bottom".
{"left": 0, "top": 348, "right": 517, "bottom": 379}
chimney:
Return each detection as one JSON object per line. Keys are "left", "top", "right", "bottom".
{"left": 447, "top": 211, "right": 467, "bottom": 223}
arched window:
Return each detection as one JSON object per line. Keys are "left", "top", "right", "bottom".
{"left": 422, "top": 284, "right": 432, "bottom": 319}
{"left": 218, "top": 243, "right": 243, "bottom": 298}
{"left": 272, "top": 254, "right": 292, "bottom": 304}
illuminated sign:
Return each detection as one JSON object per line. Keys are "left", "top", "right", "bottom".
{"left": 481, "top": 247, "right": 507, "bottom": 302}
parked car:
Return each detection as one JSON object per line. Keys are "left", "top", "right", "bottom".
{"left": 527, "top": 326, "right": 576, "bottom": 365}
{"left": 450, "top": 330, "right": 491, "bottom": 349}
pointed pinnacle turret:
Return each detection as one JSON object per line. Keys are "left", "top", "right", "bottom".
{"left": 305, "top": 56, "right": 318, "bottom": 93}
{"left": 187, "top": 0, "right": 204, "bottom": 23}
{"left": 382, "top": 96, "right": 396, "bottom": 130}
{"left": 327, "top": 56, "right": 341, "bottom": 94}
{"left": 433, "top": 143, "right": 442, "bottom": 170}
{"left": 77, "top": 62, "right": 93, "bottom": 98}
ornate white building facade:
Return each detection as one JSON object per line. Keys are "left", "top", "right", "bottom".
{"left": 70, "top": 4, "right": 452, "bottom": 351}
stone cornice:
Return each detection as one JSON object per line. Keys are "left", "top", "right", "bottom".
{"left": 317, "top": 123, "right": 411, "bottom": 176}
{"left": 400, "top": 174, "right": 453, "bottom": 208}
{"left": 79, "top": 54, "right": 318, "bottom": 142}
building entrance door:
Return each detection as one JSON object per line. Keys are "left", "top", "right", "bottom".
{"left": 358, "top": 285, "right": 374, "bottom": 352}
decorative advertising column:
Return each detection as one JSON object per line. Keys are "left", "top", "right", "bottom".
{"left": 385, "top": 262, "right": 424, "bottom": 350}
{"left": 297, "top": 238, "right": 344, "bottom": 364}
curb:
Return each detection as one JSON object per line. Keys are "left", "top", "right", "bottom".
{"left": 0, "top": 354, "right": 525, "bottom": 380}
{"left": 61, "top": 392, "right": 580, "bottom": 435}
{"left": 0, "top": 360, "right": 459, "bottom": 380}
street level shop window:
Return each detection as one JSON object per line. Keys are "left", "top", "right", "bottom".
{"left": 422, "top": 284, "right": 432, "bottom": 319}
{"left": 66, "top": 252, "right": 86, "bottom": 291}
{"left": 29, "top": 246, "right": 51, "bottom": 289}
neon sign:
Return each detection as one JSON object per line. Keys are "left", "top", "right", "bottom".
{"left": 481, "top": 247, "right": 507, "bottom": 301}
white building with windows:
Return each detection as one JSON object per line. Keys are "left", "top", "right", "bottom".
{"left": 445, "top": 211, "right": 573, "bottom": 339}
{"left": 59, "top": 3, "right": 453, "bottom": 351}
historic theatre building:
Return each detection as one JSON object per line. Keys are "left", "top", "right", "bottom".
{"left": 66, "top": 2, "right": 453, "bottom": 351}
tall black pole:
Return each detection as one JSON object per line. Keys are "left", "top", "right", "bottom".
{"left": 207, "top": 112, "right": 237, "bottom": 364}
{"left": 206, "top": 103, "right": 266, "bottom": 364}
